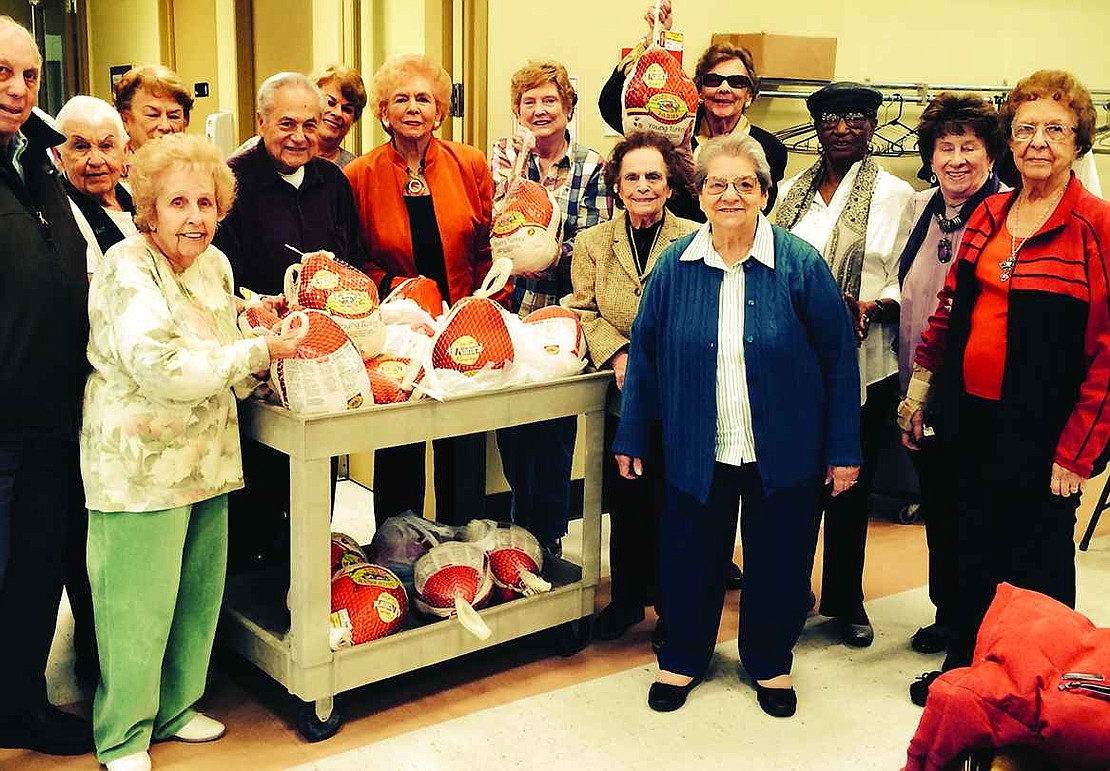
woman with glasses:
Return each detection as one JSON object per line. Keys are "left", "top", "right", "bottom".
{"left": 614, "top": 135, "right": 860, "bottom": 717}
{"left": 899, "top": 70, "right": 1110, "bottom": 707}
{"left": 892, "top": 94, "right": 1007, "bottom": 661}
{"left": 597, "top": 0, "right": 788, "bottom": 220}
{"left": 774, "top": 82, "right": 914, "bottom": 650}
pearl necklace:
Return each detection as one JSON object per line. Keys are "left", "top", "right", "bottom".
{"left": 1001, "top": 186, "right": 1065, "bottom": 282}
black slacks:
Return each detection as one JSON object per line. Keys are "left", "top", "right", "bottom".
{"left": 907, "top": 435, "right": 958, "bottom": 628}
{"left": 373, "top": 433, "right": 487, "bottom": 527}
{"left": 658, "top": 463, "right": 822, "bottom": 680}
{"left": 0, "top": 437, "right": 80, "bottom": 715}
{"left": 943, "top": 393, "right": 1079, "bottom": 670}
{"left": 819, "top": 375, "right": 898, "bottom": 617}
{"left": 603, "top": 414, "right": 663, "bottom": 610}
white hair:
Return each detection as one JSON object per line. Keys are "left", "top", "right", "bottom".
{"left": 56, "top": 95, "right": 129, "bottom": 143}
{"left": 256, "top": 72, "right": 324, "bottom": 120}
{"left": 0, "top": 15, "right": 41, "bottom": 66}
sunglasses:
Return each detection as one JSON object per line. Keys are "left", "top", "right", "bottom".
{"left": 817, "top": 112, "right": 873, "bottom": 130}
{"left": 700, "top": 73, "right": 753, "bottom": 90}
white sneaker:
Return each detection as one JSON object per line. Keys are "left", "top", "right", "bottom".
{"left": 171, "top": 713, "right": 226, "bottom": 743}
{"left": 106, "top": 751, "right": 152, "bottom": 771}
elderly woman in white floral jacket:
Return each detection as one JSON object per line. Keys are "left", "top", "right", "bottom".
{"left": 80, "top": 134, "right": 299, "bottom": 771}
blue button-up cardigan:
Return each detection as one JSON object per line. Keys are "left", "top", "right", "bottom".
{"left": 613, "top": 227, "right": 862, "bottom": 503}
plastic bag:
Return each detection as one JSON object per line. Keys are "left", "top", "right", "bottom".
{"left": 269, "top": 310, "right": 374, "bottom": 414}
{"left": 414, "top": 541, "right": 494, "bottom": 639}
{"left": 465, "top": 519, "right": 551, "bottom": 598}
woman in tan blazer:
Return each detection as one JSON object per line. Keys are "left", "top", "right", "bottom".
{"left": 564, "top": 131, "right": 698, "bottom": 645}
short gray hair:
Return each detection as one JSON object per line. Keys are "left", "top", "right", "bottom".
{"left": 256, "top": 72, "right": 324, "bottom": 120}
{"left": 694, "top": 135, "right": 772, "bottom": 193}
{"left": 56, "top": 95, "right": 129, "bottom": 143}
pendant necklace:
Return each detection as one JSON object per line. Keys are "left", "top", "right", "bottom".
{"left": 1002, "top": 186, "right": 1064, "bottom": 282}
{"left": 933, "top": 205, "right": 963, "bottom": 264}
{"left": 404, "top": 159, "right": 427, "bottom": 196}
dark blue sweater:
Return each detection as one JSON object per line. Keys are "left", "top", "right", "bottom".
{"left": 613, "top": 227, "right": 862, "bottom": 503}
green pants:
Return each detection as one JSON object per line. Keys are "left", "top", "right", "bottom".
{"left": 87, "top": 495, "right": 228, "bottom": 763}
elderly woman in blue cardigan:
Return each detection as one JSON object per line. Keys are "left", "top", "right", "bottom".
{"left": 614, "top": 135, "right": 861, "bottom": 718}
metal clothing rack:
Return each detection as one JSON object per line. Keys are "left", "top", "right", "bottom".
{"left": 760, "top": 77, "right": 1110, "bottom": 157}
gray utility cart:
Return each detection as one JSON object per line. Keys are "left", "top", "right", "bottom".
{"left": 221, "top": 371, "right": 611, "bottom": 741}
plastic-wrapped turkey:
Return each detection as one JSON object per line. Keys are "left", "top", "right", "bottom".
{"left": 465, "top": 519, "right": 552, "bottom": 598}
{"left": 621, "top": 6, "right": 698, "bottom": 145}
{"left": 414, "top": 541, "right": 494, "bottom": 639}
{"left": 490, "top": 131, "right": 562, "bottom": 275}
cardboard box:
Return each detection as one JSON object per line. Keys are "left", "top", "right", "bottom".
{"left": 711, "top": 33, "right": 837, "bottom": 82}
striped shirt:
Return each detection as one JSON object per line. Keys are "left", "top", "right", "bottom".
{"left": 490, "top": 134, "right": 612, "bottom": 315}
{"left": 681, "top": 216, "right": 775, "bottom": 465}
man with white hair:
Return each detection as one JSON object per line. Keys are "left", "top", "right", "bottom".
{"left": 215, "top": 72, "right": 366, "bottom": 571}
{"left": 0, "top": 15, "right": 94, "bottom": 756}
{"left": 55, "top": 94, "right": 137, "bottom": 276}
{"left": 215, "top": 70, "right": 367, "bottom": 294}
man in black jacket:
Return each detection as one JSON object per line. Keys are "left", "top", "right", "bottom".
{"left": 0, "top": 16, "right": 94, "bottom": 757}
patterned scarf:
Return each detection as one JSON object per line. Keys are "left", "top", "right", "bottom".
{"left": 774, "top": 156, "right": 880, "bottom": 299}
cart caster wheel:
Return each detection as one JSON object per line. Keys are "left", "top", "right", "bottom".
{"left": 296, "top": 700, "right": 342, "bottom": 742}
{"left": 554, "top": 616, "right": 592, "bottom": 657}
{"left": 897, "top": 502, "right": 921, "bottom": 525}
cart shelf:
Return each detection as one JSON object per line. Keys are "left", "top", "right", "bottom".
{"left": 221, "top": 371, "right": 611, "bottom": 741}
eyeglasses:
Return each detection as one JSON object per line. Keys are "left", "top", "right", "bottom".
{"left": 1011, "top": 123, "right": 1076, "bottom": 143}
{"left": 702, "top": 176, "right": 762, "bottom": 196}
{"left": 700, "top": 73, "right": 752, "bottom": 91}
{"left": 817, "top": 112, "right": 873, "bottom": 130}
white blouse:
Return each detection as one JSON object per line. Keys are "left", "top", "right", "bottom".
{"left": 777, "top": 161, "right": 914, "bottom": 399}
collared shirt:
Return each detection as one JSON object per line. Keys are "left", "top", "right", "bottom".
{"left": 777, "top": 160, "right": 913, "bottom": 396}
{"left": 4, "top": 131, "right": 28, "bottom": 182}
{"left": 680, "top": 215, "right": 775, "bottom": 465}
{"left": 490, "top": 134, "right": 612, "bottom": 315}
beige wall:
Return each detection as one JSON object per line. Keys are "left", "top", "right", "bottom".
{"left": 486, "top": 0, "right": 1110, "bottom": 184}
{"left": 86, "top": 0, "right": 163, "bottom": 102}
{"left": 171, "top": 0, "right": 221, "bottom": 136}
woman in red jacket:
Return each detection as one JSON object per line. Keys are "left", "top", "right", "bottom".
{"left": 899, "top": 70, "right": 1110, "bottom": 706}
{"left": 345, "top": 54, "right": 494, "bottom": 526}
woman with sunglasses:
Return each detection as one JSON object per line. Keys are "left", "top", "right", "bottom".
{"left": 774, "top": 82, "right": 914, "bottom": 650}
{"left": 900, "top": 70, "right": 1110, "bottom": 707}
{"left": 614, "top": 135, "right": 860, "bottom": 717}
{"left": 597, "top": 0, "right": 787, "bottom": 219}
{"left": 892, "top": 93, "right": 1007, "bottom": 661}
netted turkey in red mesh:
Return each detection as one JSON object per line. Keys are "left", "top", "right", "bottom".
{"left": 465, "top": 519, "right": 552, "bottom": 599}
{"left": 414, "top": 541, "right": 494, "bottom": 639}
{"left": 490, "top": 131, "right": 562, "bottom": 275}
{"left": 428, "top": 259, "right": 515, "bottom": 375}
{"left": 382, "top": 276, "right": 447, "bottom": 320}
{"left": 330, "top": 532, "right": 368, "bottom": 577}
{"left": 237, "top": 303, "right": 282, "bottom": 337}
{"left": 284, "top": 250, "right": 386, "bottom": 358}
{"left": 523, "top": 305, "right": 586, "bottom": 359}
{"left": 621, "top": 7, "right": 698, "bottom": 145}
{"left": 270, "top": 310, "right": 374, "bottom": 414}
{"left": 330, "top": 562, "right": 408, "bottom": 645}
{"left": 364, "top": 355, "right": 413, "bottom": 404}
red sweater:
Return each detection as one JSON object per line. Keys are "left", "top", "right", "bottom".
{"left": 345, "top": 138, "right": 493, "bottom": 306}
{"left": 916, "top": 176, "right": 1110, "bottom": 477}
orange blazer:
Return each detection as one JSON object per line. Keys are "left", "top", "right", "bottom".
{"left": 345, "top": 138, "right": 494, "bottom": 305}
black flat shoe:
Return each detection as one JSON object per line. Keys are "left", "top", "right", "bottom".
{"left": 592, "top": 603, "right": 645, "bottom": 641}
{"left": 651, "top": 618, "right": 665, "bottom": 654}
{"left": 0, "top": 705, "right": 93, "bottom": 756}
{"left": 726, "top": 562, "right": 743, "bottom": 591}
{"left": 647, "top": 677, "right": 703, "bottom": 712}
{"left": 910, "top": 670, "right": 941, "bottom": 707}
{"left": 911, "top": 623, "right": 949, "bottom": 654}
{"left": 755, "top": 683, "right": 798, "bottom": 718}
{"left": 840, "top": 605, "right": 874, "bottom": 647}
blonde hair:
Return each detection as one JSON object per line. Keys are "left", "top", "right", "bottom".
{"left": 370, "top": 54, "right": 451, "bottom": 127}
{"left": 130, "top": 134, "right": 236, "bottom": 232}
{"left": 510, "top": 60, "right": 577, "bottom": 118}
